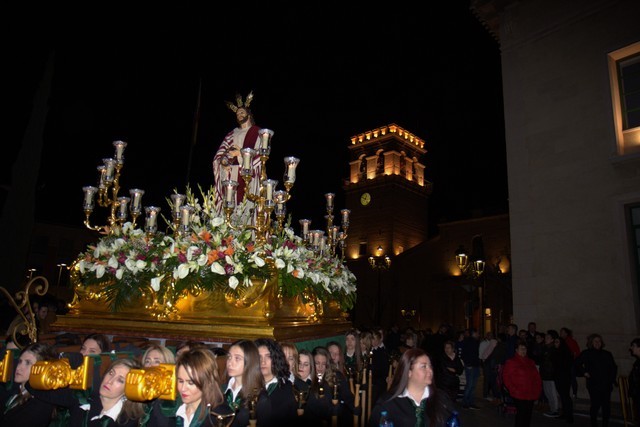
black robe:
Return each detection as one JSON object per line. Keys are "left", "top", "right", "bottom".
{"left": 265, "top": 379, "right": 298, "bottom": 426}
{"left": 0, "top": 383, "right": 55, "bottom": 427}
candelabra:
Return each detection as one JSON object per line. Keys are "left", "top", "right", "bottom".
{"left": 298, "top": 201, "right": 350, "bottom": 260}
{"left": 81, "top": 134, "right": 353, "bottom": 256}
{"left": 82, "top": 140, "right": 146, "bottom": 234}
{"left": 219, "top": 129, "right": 302, "bottom": 245}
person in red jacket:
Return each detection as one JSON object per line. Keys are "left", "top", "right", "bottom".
{"left": 503, "top": 340, "right": 543, "bottom": 427}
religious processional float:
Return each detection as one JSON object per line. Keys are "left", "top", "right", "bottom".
{"left": 56, "top": 128, "right": 356, "bottom": 342}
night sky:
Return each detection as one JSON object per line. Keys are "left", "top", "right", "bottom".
{"left": 5, "top": 1, "right": 507, "bottom": 235}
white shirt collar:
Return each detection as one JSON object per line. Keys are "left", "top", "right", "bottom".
{"left": 176, "top": 403, "right": 195, "bottom": 426}
{"left": 225, "top": 377, "right": 242, "bottom": 401}
{"left": 90, "top": 398, "right": 123, "bottom": 421}
{"left": 399, "top": 387, "right": 430, "bottom": 406}
{"left": 265, "top": 377, "right": 278, "bottom": 388}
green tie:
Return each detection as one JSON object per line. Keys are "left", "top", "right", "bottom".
{"left": 267, "top": 382, "right": 278, "bottom": 395}
{"left": 225, "top": 389, "right": 241, "bottom": 411}
{"left": 413, "top": 398, "right": 426, "bottom": 427}
{"left": 4, "top": 394, "right": 20, "bottom": 413}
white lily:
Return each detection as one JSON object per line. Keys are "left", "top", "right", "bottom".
{"left": 211, "top": 262, "right": 225, "bottom": 275}
{"left": 151, "top": 276, "right": 163, "bottom": 292}
{"left": 229, "top": 276, "right": 239, "bottom": 290}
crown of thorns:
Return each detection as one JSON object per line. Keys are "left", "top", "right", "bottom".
{"left": 225, "top": 91, "right": 253, "bottom": 113}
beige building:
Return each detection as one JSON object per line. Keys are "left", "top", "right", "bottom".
{"left": 471, "top": 0, "right": 640, "bottom": 379}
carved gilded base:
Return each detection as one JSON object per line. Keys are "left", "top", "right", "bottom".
{"left": 53, "top": 276, "right": 352, "bottom": 343}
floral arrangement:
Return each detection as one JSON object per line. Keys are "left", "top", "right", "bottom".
{"left": 75, "top": 185, "right": 357, "bottom": 314}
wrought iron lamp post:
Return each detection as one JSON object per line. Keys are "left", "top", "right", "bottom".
{"left": 369, "top": 248, "right": 392, "bottom": 325}
{"left": 455, "top": 244, "right": 486, "bottom": 335}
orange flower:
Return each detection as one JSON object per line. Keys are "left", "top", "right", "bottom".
{"left": 207, "top": 250, "right": 219, "bottom": 265}
{"left": 199, "top": 230, "right": 212, "bottom": 243}
{"left": 293, "top": 269, "right": 301, "bottom": 278}
{"left": 246, "top": 243, "right": 255, "bottom": 252}
{"left": 224, "top": 246, "right": 234, "bottom": 256}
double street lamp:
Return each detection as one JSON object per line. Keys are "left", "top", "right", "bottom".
{"left": 369, "top": 247, "right": 391, "bottom": 325}
{"left": 455, "top": 244, "right": 486, "bottom": 335}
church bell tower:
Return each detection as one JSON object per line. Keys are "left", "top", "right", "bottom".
{"left": 343, "top": 124, "right": 432, "bottom": 261}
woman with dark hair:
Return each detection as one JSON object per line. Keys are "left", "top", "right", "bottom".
{"left": 0, "top": 342, "right": 58, "bottom": 426}
{"left": 437, "top": 340, "right": 464, "bottom": 402}
{"left": 172, "top": 347, "right": 225, "bottom": 426}
{"left": 279, "top": 342, "right": 298, "bottom": 383}
{"left": 576, "top": 333, "right": 618, "bottom": 427}
{"left": 370, "top": 348, "right": 455, "bottom": 427}
{"left": 254, "top": 338, "right": 297, "bottom": 425}
{"left": 80, "top": 333, "right": 111, "bottom": 356}
{"left": 27, "top": 357, "right": 146, "bottom": 426}
{"left": 327, "top": 341, "right": 346, "bottom": 375}
{"left": 221, "top": 339, "right": 271, "bottom": 427}
{"left": 344, "top": 329, "right": 363, "bottom": 380}
{"left": 305, "top": 346, "right": 356, "bottom": 427}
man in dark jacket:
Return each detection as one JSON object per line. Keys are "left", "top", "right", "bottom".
{"left": 576, "top": 334, "right": 618, "bottom": 427}
{"left": 460, "top": 328, "right": 481, "bottom": 410}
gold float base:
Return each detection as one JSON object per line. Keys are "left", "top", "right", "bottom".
{"left": 52, "top": 283, "right": 352, "bottom": 343}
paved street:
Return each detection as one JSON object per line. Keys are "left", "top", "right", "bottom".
{"left": 454, "top": 398, "right": 628, "bottom": 427}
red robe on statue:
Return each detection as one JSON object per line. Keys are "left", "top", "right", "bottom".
{"left": 212, "top": 125, "right": 262, "bottom": 214}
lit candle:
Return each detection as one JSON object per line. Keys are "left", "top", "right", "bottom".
{"left": 325, "top": 193, "right": 335, "bottom": 209}
{"left": 222, "top": 180, "right": 238, "bottom": 205}
{"left": 96, "top": 166, "right": 106, "bottom": 189}
{"left": 275, "top": 202, "right": 286, "bottom": 216}
{"left": 241, "top": 147, "right": 256, "bottom": 172}
{"left": 320, "top": 236, "right": 327, "bottom": 252}
{"left": 129, "top": 189, "right": 144, "bottom": 213}
{"left": 171, "top": 193, "right": 186, "bottom": 215}
{"left": 263, "top": 179, "right": 277, "bottom": 201}
{"left": 181, "top": 205, "right": 192, "bottom": 226}
{"left": 311, "top": 230, "right": 324, "bottom": 247}
{"left": 103, "top": 158, "right": 115, "bottom": 181}
{"left": 330, "top": 225, "right": 339, "bottom": 241}
{"left": 284, "top": 157, "right": 300, "bottom": 183}
{"left": 145, "top": 206, "right": 160, "bottom": 232}
{"left": 113, "top": 140, "right": 127, "bottom": 163}
{"left": 117, "top": 197, "right": 130, "bottom": 219}
{"left": 82, "top": 186, "right": 98, "bottom": 208}
{"left": 299, "top": 219, "right": 311, "bottom": 237}
{"left": 258, "top": 129, "right": 274, "bottom": 154}
{"left": 341, "top": 209, "right": 350, "bottom": 225}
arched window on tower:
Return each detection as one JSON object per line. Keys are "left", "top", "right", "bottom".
{"left": 376, "top": 152, "right": 384, "bottom": 175}
{"left": 359, "top": 156, "right": 366, "bottom": 180}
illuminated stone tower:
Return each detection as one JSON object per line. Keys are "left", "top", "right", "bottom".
{"left": 343, "top": 124, "right": 432, "bottom": 261}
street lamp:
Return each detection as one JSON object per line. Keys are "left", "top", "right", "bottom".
{"left": 455, "top": 243, "right": 485, "bottom": 335}
{"left": 369, "top": 247, "right": 392, "bottom": 325}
